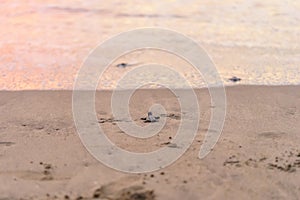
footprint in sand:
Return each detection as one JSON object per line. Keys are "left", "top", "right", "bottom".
{"left": 93, "top": 185, "right": 155, "bottom": 200}
{"left": 258, "top": 131, "right": 286, "bottom": 139}
{"left": 0, "top": 141, "right": 15, "bottom": 147}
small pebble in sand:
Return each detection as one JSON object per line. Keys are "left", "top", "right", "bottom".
{"left": 44, "top": 164, "right": 52, "bottom": 169}
{"left": 43, "top": 170, "right": 50, "bottom": 175}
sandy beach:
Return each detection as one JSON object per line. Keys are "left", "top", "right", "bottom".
{"left": 1, "top": 0, "right": 300, "bottom": 199}
{"left": 0, "top": 85, "right": 299, "bottom": 200}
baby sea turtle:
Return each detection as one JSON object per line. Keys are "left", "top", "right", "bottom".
{"left": 116, "top": 62, "right": 141, "bottom": 68}
{"left": 229, "top": 76, "right": 241, "bottom": 82}
{"left": 141, "top": 112, "right": 160, "bottom": 123}
{"left": 116, "top": 62, "right": 128, "bottom": 68}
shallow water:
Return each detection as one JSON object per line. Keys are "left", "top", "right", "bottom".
{"left": 0, "top": 0, "right": 299, "bottom": 90}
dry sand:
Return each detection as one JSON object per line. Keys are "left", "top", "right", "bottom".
{"left": 0, "top": 86, "right": 299, "bottom": 200}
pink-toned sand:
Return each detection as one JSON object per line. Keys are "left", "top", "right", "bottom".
{"left": 0, "top": 86, "right": 299, "bottom": 200}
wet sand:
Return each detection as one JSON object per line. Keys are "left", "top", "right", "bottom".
{"left": 0, "top": 86, "right": 299, "bottom": 200}
{"left": 1, "top": 0, "right": 300, "bottom": 90}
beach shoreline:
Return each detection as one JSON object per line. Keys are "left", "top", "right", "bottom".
{"left": 0, "top": 85, "right": 299, "bottom": 200}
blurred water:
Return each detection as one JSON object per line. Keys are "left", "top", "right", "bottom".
{"left": 0, "top": 0, "right": 299, "bottom": 90}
